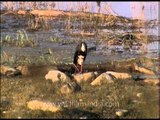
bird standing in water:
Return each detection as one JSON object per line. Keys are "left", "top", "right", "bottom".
{"left": 73, "top": 41, "right": 87, "bottom": 73}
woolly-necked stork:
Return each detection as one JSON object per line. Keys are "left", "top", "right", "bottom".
{"left": 73, "top": 41, "right": 87, "bottom": 73}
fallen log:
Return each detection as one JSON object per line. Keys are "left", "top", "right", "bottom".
{"left": 143, "top": 79, "right": 159, "bottom": 85}
{"left": 132, "top": 64, "right": 155, "bottom": 75}
{"left": 69, "top": 31, "right": 96, "bottom": 37}
{"left": 30, "top": 10, "right": 66, "bottom": 17}
{"left": 106, "top": 71, "right": 132, "bottom": 79}
{"left": 16, "top": 9, "right": 120, "bottom": 19}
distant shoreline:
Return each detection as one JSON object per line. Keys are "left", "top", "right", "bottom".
{"left": 0, "top": 2, "right": 158, "bottom": 20}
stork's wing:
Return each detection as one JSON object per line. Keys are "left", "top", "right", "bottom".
{"left": 73, "top": 50, "right": 78, "bottom": 65}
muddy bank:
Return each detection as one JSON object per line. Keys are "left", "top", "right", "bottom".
{"left": 1, "top": 57, "right": 159, "bottom": 79}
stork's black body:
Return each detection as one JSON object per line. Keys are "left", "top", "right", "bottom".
{"left": 73, "top": 42, "right": 87, "bottom": 73}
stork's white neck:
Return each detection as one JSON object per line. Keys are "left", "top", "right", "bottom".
{"left": 81, "top": 43, "right": 86, "bottom": 52}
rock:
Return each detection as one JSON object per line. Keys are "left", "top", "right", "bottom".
{"left": 16, "top": 65, "right": 30, "bottom": 76}
{"left": 2, "top": 111, "right": 7, "bottom": 114}
{"left": 1, "top": 65, "right": 16, "bottom": 75}
{"left": 17, "top": 116, "right": 22, "bottom": 119}
{"left": 106, "top": 71, "right": 132, "bottom": 79}
{"left": 80, "top": 116, "right": 88, "bottom": 119}
{"left": 27, "top": 100, "right": 62, "bottom": 112}
{"left": 132, "top": 64, "right": 155, "bottom": 75}
{"left": 60, "top": 84, "right": 73, "bottom": 94}
{"left": 116, "top": 109, "right": 128, "bottom": 117}
{"left": 73, "top": 72, "right": 97, "bottom": 83}
{"left": 45, "top": 70, "right": 70, "bottom": 83}
{"left": 143, "top": 79, "right": 159, "bottom": 85}
{"left": 0, "top": 65, "right": 21, "bottom": 77}
{"left": 61, "top": 81, "right": 81, "bottom": 94}
{"left": 91, "top": 73, "right": 114, "bottom": 86}
{"left": 5, "top": 70, "right": 21, "bottom": 77}
{"left": 136, "top": 93, "right": 143, "bottom": 98}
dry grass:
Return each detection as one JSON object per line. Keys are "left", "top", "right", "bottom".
{"left": 1, "top": 74, "right": 159, "bottom": 118}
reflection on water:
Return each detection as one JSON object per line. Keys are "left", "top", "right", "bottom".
{"left": 0, "top": 2, "right": 159, "bottom": 20}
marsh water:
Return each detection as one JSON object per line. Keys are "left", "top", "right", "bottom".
{"left": 1, "top": 2, "right": 159, "bottom": 57}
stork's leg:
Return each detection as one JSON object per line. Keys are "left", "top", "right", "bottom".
{"left": 80, "top": 64, "right": 83, "bottom": 73}
{"left": 73, "top": 63, "right": 79, "bottom": 73}
{"left": 77, "top": 64, "right": 80, "bottom": 73}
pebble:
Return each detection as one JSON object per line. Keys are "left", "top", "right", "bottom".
{"left": 116, "top": 109, "right": 128, "bottom": 117}
{"left": 136, "top": 93, "right": 143, "bottom": 98}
